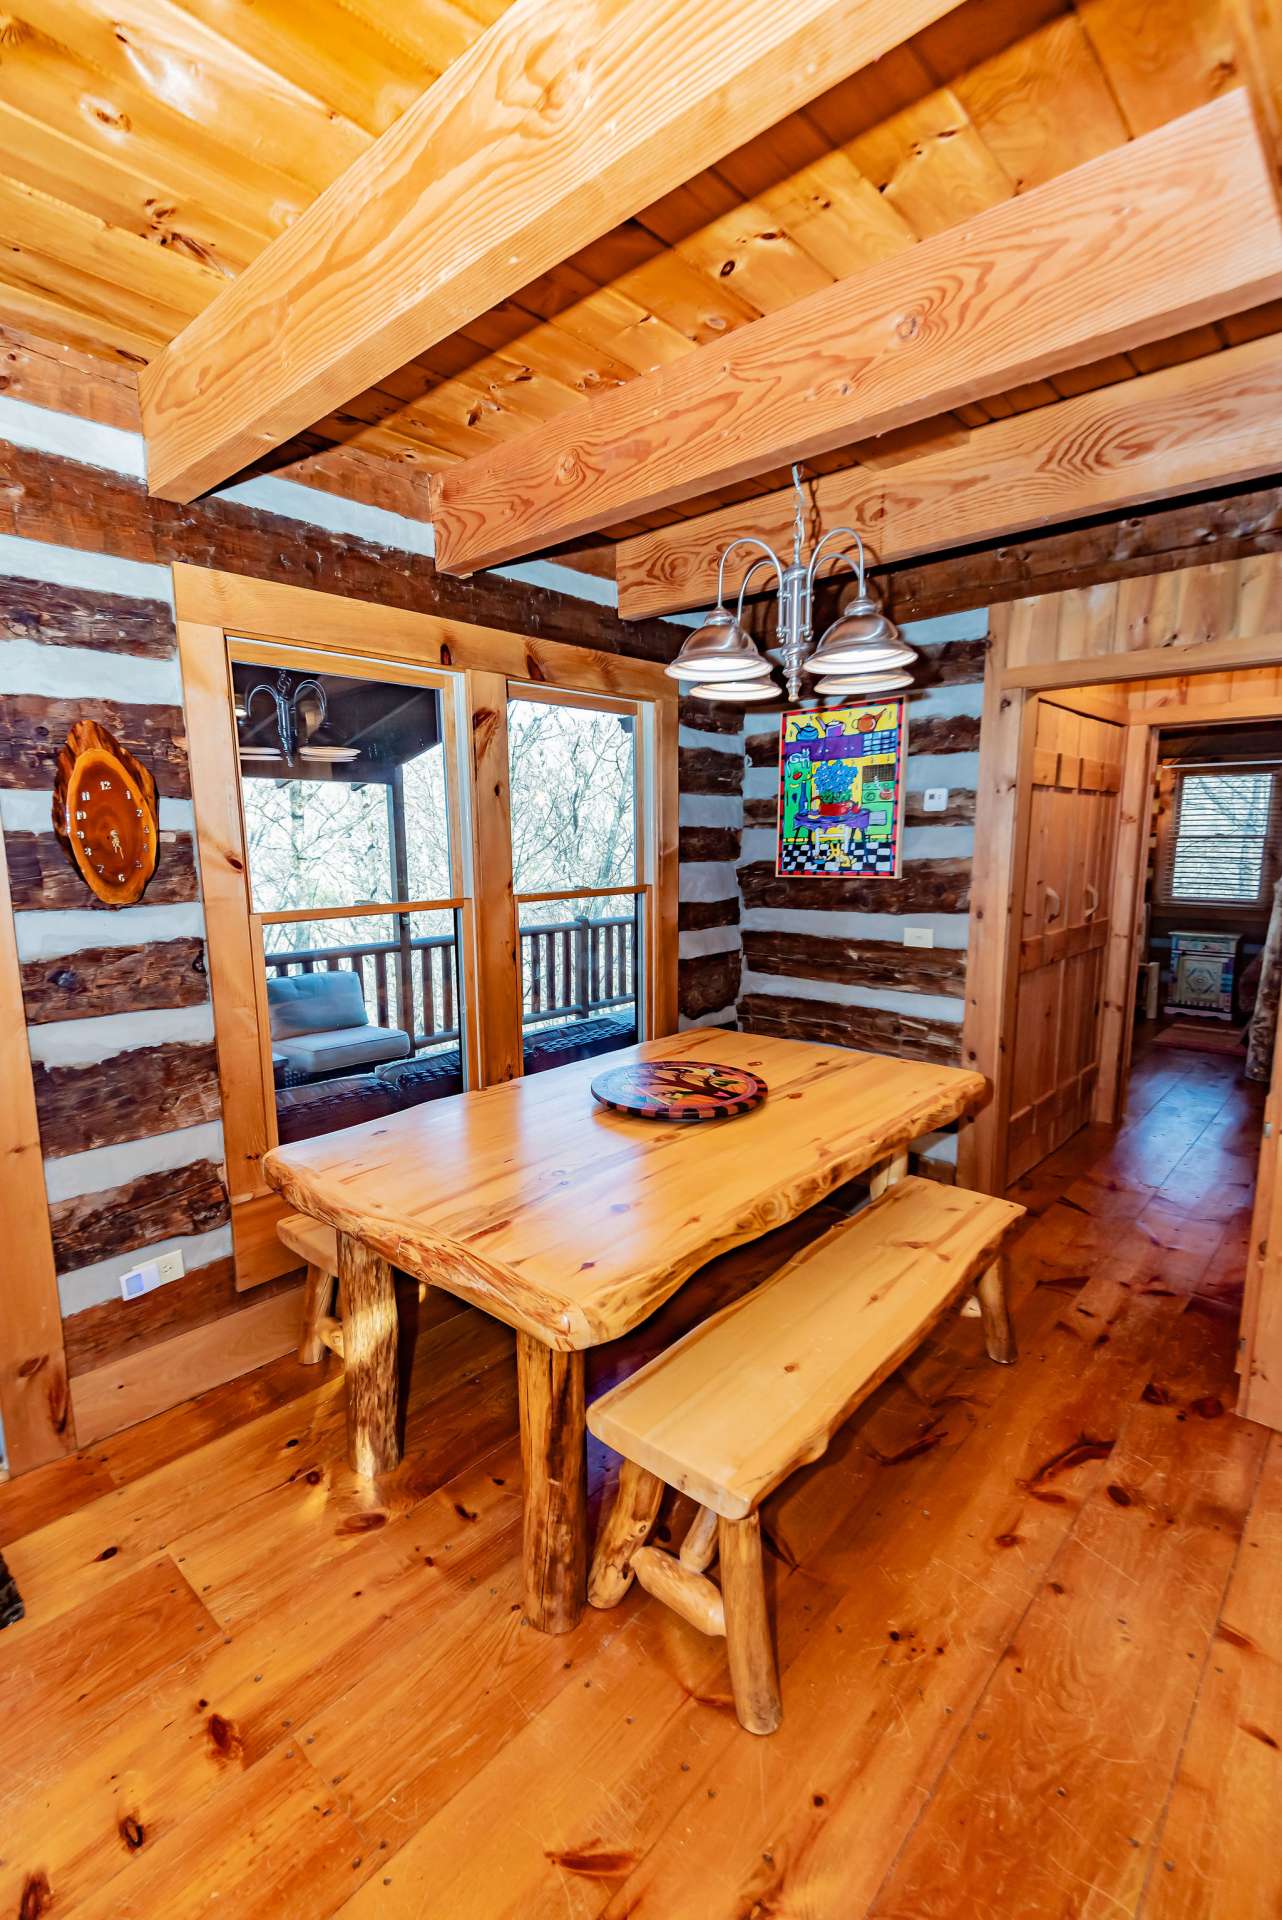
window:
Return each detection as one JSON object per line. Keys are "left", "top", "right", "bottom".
{"left": 507, "top": 692, "right": 644, "bottom": 1075}
{"left": 234, "top": 660, "right": 465, "bottom": 1145}
{"left": 176, "top": 566, "right": 677, "bottom": 1293}
{"left": 1161, "top": 768, "right": 1281, "bottom": 907}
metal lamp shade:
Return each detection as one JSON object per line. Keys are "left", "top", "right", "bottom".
{"left": 688, "top": 678, "right": 781, "bottom": 702}
{"left": 805, "top": 632, "right": 916, "bottom": 674}
{"left": 664, "top": 608, "right": 772, "bottom": 681}
{"left": 813, "top": 668, "right": 914, "bottom": 695}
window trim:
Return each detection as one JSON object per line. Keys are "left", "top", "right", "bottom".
{"left": 175, "top": 566, "right": 678, "bottom": 1292}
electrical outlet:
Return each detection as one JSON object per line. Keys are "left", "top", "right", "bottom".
{"left": 903, "top": 927, "right": 935, "bottom": 949}
{"left": 120, "top": 1250, "right": 184, "bottom": 1300}
{"left": 923, "top": 787, "right": 949, "bottom": 813}
{"left": 120, "top": 1260, "right": 162, "bottom": 1301}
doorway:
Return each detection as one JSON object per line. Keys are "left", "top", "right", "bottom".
{"left": 1003, "top": 699, "right": 1282, "bottom": 1189}
{"left": 977, "top": 649, "right": 1282, "bottom": 1432}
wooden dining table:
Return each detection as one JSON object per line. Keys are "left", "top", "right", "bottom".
{"left": 262, "top": 1027, "right": 987, "bottom": 1632}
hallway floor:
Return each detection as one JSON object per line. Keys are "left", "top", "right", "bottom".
{"left": 1, "top": 1043, "right": 1278, "bottom": 1919}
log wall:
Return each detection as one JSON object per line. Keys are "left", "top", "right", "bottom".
{"left": 0, "top": 397, "right": 696, "bottom": 1462}
{"left": 676, "top": 697, "right": 744, "bottom": 1027}
{"left": 735, "top": 612, "right": 988, "bottom": 1179}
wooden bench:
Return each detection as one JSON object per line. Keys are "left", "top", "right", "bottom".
{"left": 279, "top": 1212, "right": 344, "bottom": 1367}
{"left": 586, "top": 1176, "right": 1025, "bottom": 1733}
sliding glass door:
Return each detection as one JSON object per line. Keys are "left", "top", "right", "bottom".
{"left": 508, "top": 688, "right": 647, "bottom": 1076}
{"left": 231, "top": 645, "right": 469, "bottom": 1150}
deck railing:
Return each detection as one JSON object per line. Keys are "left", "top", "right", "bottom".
{"left": 263, "top": 913, "right": 636, "bottom": 1047}
{"left": 520, "top": 914, "right": 636, "bottom": 1027}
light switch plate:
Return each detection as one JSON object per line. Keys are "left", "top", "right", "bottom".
{"left": 923, "top": 787, "right": 949, "bottom": 813}
{"left": 903, "top": 927, "right": 935, "bottom": 948}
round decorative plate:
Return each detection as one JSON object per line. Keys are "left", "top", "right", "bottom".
{"left": 590, "top": 1060, "right": 768, "bottom": 1122}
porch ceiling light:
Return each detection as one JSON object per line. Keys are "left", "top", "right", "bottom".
{"left": 241, "top": 669, "right": 358, "bottom": 764}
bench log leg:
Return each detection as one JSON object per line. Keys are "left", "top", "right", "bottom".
{"left": 518, "top": 1334, "right": 588, "bottom": 1634}
{"left": 298, "top": 1263, "right": 335, "bottom": 1366}
{"left": 338, "top": 1233, "right": 401, "bottom": 1478}
{"left": 977, "top": 1256, "right": 1016, "bottom": 1367}
{"left": 589, "top": 1458, "right": 664, "bottom": 1609}
{"left": 718, "top": 1513, "right": 782, "bottom": 1735}
{"left": 680, "top": 1502, "right": 720, "bottom": 1574}
{"left": 868, "top": 1150, "right": 910, "bottom": 1200}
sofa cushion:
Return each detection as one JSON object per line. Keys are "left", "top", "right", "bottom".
{"left": 273, "top": 1024, "right": 411, "bottom": 1076}
{"left": 268, "top": 969, "right": 368, "bottom": 1039}
{"left": 376, "top": 1050, "right": 464, "bottom": 1105}
{"left": 274, "top": 1073, "right": 401, "bottom": 1145}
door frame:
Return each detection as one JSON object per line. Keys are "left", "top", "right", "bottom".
{"left": 960, "top": 605, "right": 1282, "bottom": 1431}
{"left": 961, "top": 604, "right": 1282, "bottom": 1199}
{"left": 173, "top": 566, "right": 679, "bottom": 1292}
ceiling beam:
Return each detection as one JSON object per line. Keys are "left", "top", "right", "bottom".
{"left": 613, "top": 330, "right": 1282, "bottom": 618}
{"left": 139, "top": 0, "right": 969, "bottom": 504}
{"left": 430, "top": 91, "right": 1282, "bottom": 576}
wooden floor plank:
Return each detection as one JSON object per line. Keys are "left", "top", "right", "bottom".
{"left": 0, "top": 1558, "right": 220, "bottom": 1917}
{"left": 0, "top": 1033, "right": 1269, "bottom": 1920}
{"left": 864, "top": 1298, "right": 1267, "bottom": 1920}
{"left": 1141, "top": 1432, "right": 1282, "bottom": 1920}
{"left": 67, "top": 1745, "right": 374, "bottom": 1920}
{"left": 3, "top": 1304, "right": 511, "bottom": 1636}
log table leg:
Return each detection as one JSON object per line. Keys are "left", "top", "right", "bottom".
{"left": 517, "top": 1332, "right": 588, "bottom": 1634}
{"left": 337, "top": 1232, "right": 401, "bottom": 1478}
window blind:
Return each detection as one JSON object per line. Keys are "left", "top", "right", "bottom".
{"left": 1158, "top": 767, "right": 1282, "bottom": 907}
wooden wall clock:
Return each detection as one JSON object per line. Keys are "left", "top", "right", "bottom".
{"left": 52, "top": 720, "right": 160, "bottom": 906}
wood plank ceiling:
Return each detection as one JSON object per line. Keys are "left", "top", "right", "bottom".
{"left": 1, "top": 0, "right": 1274, "bottom": 551}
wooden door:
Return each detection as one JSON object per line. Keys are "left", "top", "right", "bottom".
{"left": 1005, "top": 700, "right": 1125, "bottom": 1183}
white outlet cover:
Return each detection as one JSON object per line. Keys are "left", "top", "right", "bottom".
{"left": 120, "top": 1260, "right": 162, "bottom": 1300}
{"left": 156, "top": 1249, "right": 185, "bottom": 1284}
{"left": 903, "top": 927, "right": 935, "bottom": 948}
{"left": 923, "top": 787, "right": 949, "bottom": 813}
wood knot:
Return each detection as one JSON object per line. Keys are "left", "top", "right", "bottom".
{"left": 206, "top": 1712, "right": 244, "bottom": 1763}
{"left": 119, "top": 1813, "right": 146, "bottom": 1852}
{"left": 19, "top": 1873, "right": 52, "bottom": 1920}
{"left": 336, "top": 1511, "right": 388, "bottom": 1535}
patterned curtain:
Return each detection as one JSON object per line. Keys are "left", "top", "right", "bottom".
{"left": 1246, "top": 877, "right": 1282, "bottom": 1083}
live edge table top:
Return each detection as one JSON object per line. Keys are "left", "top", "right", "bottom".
{"left": 262, "top": 1029, "right": 988, "bottom": 1353}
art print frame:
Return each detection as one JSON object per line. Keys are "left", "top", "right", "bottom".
{"left": 775, "top": 697, "right": 908, "bottom": 880}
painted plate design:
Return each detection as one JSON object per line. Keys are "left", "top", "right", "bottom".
{"left": 590, "top": 1060, "right": 768, "bottom": 1122}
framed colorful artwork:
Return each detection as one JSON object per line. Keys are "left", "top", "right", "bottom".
{"left": 776, "top": 698, "right": 908, "bottom": 879}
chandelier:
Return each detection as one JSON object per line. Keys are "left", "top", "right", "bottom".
{"left": 664, "top": 467, "right": 916, "bottom": 703}
{"left": 237, "top": 670, "right": 359, "bottom": 764}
